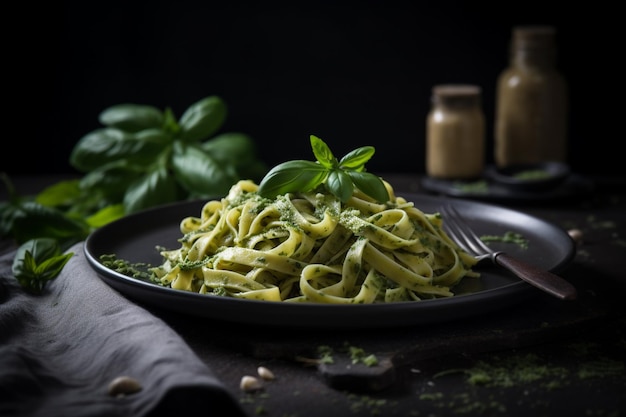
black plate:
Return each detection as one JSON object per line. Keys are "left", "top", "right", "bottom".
{"left": 84, "top": 194, "right": 575, "bottom": 328}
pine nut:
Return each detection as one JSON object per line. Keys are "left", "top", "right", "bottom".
{"left": 108, "top": 376, "right": 142, "bottom": 397}
{"left": 240, "top": 375, "right": 263, "bottom": 392}
{"left": 568, "top": 229, "right": 583, "bottom": 244}
{"left": 257, "top": 366, "right": 275, "bottom": 380}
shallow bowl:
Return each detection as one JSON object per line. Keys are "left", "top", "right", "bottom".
{"left": 486, "top": 161, "right": 570, "bottom": 192}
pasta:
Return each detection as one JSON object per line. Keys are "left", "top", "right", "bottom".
{"left": 150, "top": 180, "right": 479, "bottom": 303}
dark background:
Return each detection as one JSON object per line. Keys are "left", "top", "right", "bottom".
{"left": 5, "top": 1, "right": 620, "bottom": 177}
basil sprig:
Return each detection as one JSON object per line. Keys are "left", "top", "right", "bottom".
{"left": 258, "top": 135, "right": 389, "bottom": 203}
{"left": 11, "top": 238, "right": 74, "bottom": 294}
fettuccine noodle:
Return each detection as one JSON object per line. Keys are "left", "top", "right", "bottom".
{"left": 150, "top": 180, "right": 479, "bottom": 303}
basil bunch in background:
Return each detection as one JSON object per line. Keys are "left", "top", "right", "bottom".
{"left": 70, "top": 95, "right": 267, "bottom": 214}
{"left": 0, "top": 95, "right": 267, "bottom": 293}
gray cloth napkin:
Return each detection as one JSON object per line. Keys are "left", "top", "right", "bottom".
{"left": 0, "top": 242, "right": 246, "bottom": 417}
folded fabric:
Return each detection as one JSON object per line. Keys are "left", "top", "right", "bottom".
{"left": 0, "top": 242, "right": 246, "bottom": 417}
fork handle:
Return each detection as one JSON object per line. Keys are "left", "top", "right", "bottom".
{"left": 494, "top": 253, "right": 578, "bottom": 300}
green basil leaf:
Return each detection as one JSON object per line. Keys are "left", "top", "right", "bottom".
{"left": 85, "top": 204, "right": 126, "bottom": 228}
{"left": 98, "top": 103, "right": 164, "bottom": 132}
{"left": 129, "top": 128, "right": 173, "bottom": 163}
{"left": 179, "top": 96, "right": 227, "bottom": 142}
{"left": 0, "top": 201, "right": 18, "bottom": 237}
{"left": 14, "top": 238, "right": 60, "bottom": 268}
{"left": 339, "top": 146, "right": 375, "bottom": 170}
{"left": 201, "top": 133, "right": 256, "bottom": 165}
{"left": 123, "top": 168, "right": 179, "bottom": 214}
{"left": 348, "top": 171, "right": 390, "bottom": 203}
{"left": 161, "top": 107, "right": 181, "bottom": 136}
{"left": 310, "top": 135, "right": 336, "bottom": 168}
{"left": 10, "top": 202, "right": 90, "bottom": 243}
{"left": 171, "top": 142, "right": 238, "bottom": 196}
{"left": 326, "top": 169, "right": 354, "bottom": 203}
{"left": 79, "top": 162, "right": 144, "bottom": 202}
{"left": 35, "top": 180, "right": 82, "bottom": 208}
{"left": 258, "top": 160, "right": 327, "bottom": 198}
{"left": 70, "top": 128, "right": 170, "bottom": 172}
{"left": 70, "top": 128, "right": 129, "bottom": 171}
{"left": 35, "top": 252, "right": 74, "bottom": 281}
{"left": 18, "top": 250, "right": 38, "bottom": 279}
{"left": 200, "top": 133, "right": 268, "bottom": 181}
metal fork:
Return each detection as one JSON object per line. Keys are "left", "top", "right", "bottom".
{"left": 441, "top": 205, "right": 577, "bottom": 300}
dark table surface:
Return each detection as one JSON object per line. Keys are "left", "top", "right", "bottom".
{"left": 3, "top": 172, "right": 625, "bottom": 417}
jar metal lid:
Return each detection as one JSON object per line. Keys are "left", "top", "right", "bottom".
{"left": 431, "top": 84, "right": 481, "bottom": 106}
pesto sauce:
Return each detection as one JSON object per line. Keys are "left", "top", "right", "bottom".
{"left": 99, "top": 254, "right": 152, "bottom": 279}
{"left": 481, "top": 231, "right": 528, "bottom": 249}
{"left": 513, "top": 169, "right": 553, "bottom": 180}
{"left": 453, "top": 180, "right": 489, "bottom": 193}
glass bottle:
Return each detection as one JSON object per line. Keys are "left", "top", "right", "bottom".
{"left": 494, "top": 25, "right": 568, "bottom": 167}
{"left": 426, "top": 84, "right": 485, "bottom": 179}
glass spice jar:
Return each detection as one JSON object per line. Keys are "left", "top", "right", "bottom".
{"left": 494, "top": 25, "right": 568, "bottom": 167}
{"left": 426, "top": 84, "right": 485, "bottom": 179}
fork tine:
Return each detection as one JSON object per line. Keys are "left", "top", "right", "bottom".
{"left": 442, "top": 205, "right": 488, "bottom": 256}
{"left": 440, "top": 206, "right": 467, "bottom": 252}
{"left": 452, "top": 206, "right": 494, "bottom": 254}
{"left": 440, "top": 206, "right": 471, "bottom": 253}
